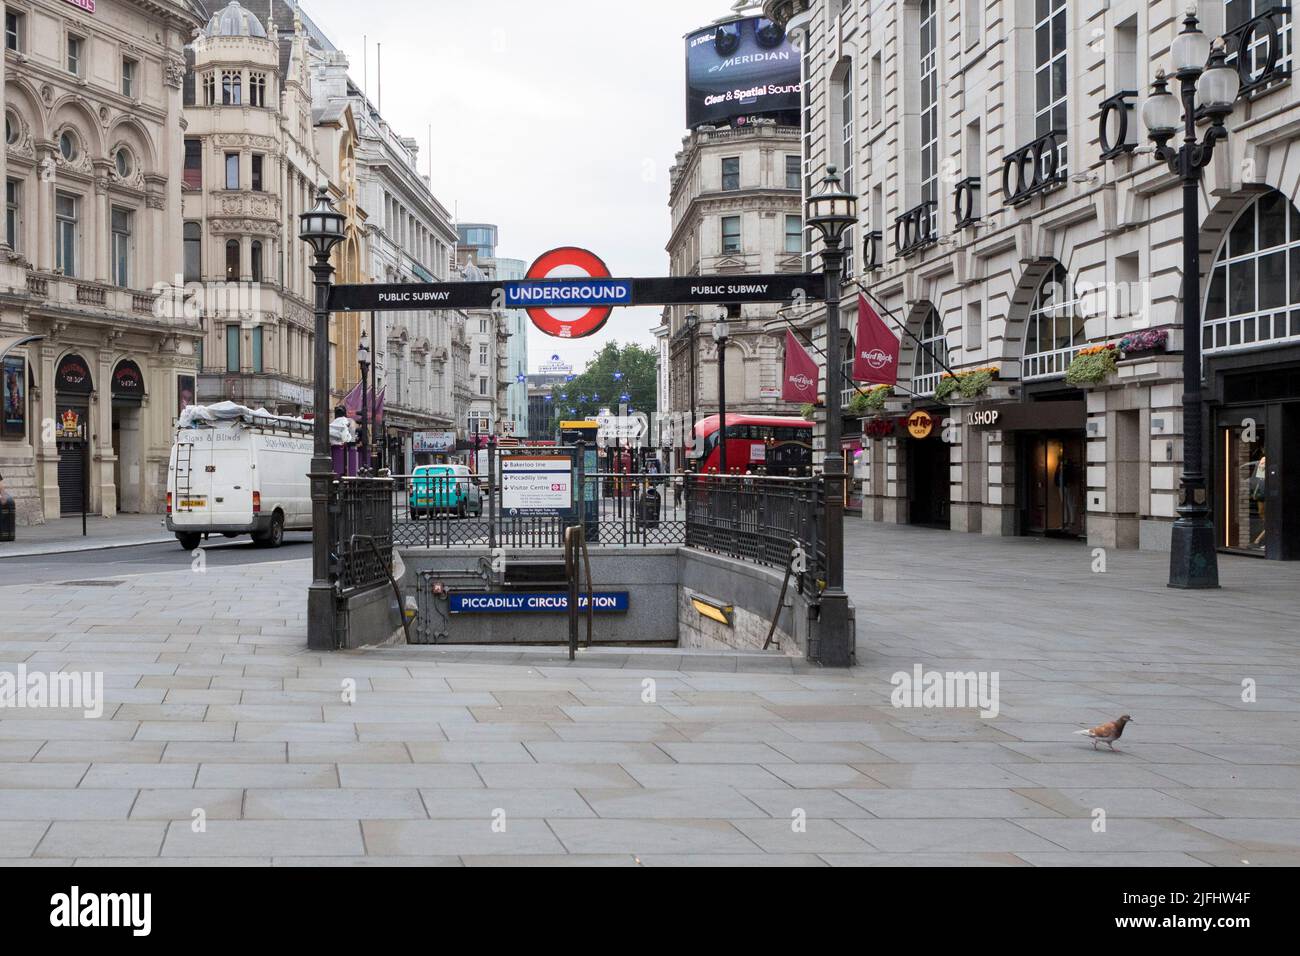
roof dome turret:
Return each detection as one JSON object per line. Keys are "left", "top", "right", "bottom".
{"left": 204, "top": 1, "right": 268, "bottom": 39}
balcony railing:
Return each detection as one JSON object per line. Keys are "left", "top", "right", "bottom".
{"left": 1224, "top": 5, "right": 1291, "bottom": 99}
{"left": 894, "top": 201, "right": 938, "bottom": 257}
{"left": 1098, "top": 91, "right": 1139, "bottom": 161}
{"left": 1002, "top": 129, "right": 1067, "bottom": 206}
{"left": 862, "top": 229, "right": 882, "bottom": 272}
{"left": 954, "top": 177, "right": 981, "bottom": 228}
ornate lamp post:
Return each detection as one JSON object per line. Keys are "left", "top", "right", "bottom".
{"left": 684, "top": 311, "right": 699, "bottom": 469}
{"left": 1140, "top": 6, "right": 1239, "bottom": 589}
{"left": 356, "top": 330, "right": 371, "bottom": 472}
{"left": 712, "top": 317, "right": 730, "bottom": 475}
{"left": 298, "top": 185, "right": 346, "bottom": 649}
{"left": 806, "top": 165, "right": 857, "bottom": 666}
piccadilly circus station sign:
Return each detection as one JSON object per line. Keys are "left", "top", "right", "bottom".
{"left": 327, "top": 246, "right": 824, "bottom": 338}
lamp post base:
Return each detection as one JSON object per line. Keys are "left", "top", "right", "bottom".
{"left": 816, "top": 591, "right": 854, "bottom": 667}
{"left": 1168, "top": 516, "right": 1220, "bottom": 589}
{"left": 307, "top": 584, "right": 337, "bottom": 650}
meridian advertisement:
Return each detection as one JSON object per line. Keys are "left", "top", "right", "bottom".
{"left": 685, "top": 15, "right": 800, "bottom": 129}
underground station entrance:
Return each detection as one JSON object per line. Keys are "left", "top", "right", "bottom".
{"left": 311, "top": 244, "right": 857, "bottom": 667}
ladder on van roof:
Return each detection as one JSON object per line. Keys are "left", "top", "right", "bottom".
{"left": 175, "top": 440, "right": 194, "bottom": 512}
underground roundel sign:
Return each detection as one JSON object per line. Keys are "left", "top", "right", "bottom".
{"left": 520, "top": 246, "right": 621, "bottom": 339}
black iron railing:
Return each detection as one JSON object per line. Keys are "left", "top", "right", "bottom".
{"left": 1099, "top": 90, "right": 1139, "bottom": 160}
{"left": 1224, "top": 6, "right": 1291, "bottom": 99}
{"left": 954, "top": 176, "right": 981, "bottom": 228}
{"left": 863, "top": 229, "right": 883, "bottom": 271}
{"left": 894, "top": 200, "right": 938, "bottom": 256}
{"left": 381, "top": 469, "right": 827, "bottom": 589}
{"left": 333, "top": 476, "right": 395, "bottom": 593}
{"left": 684, "top": 474, "right": 826, "bottom": 591}
{"left": 1002, "top": 129, "right": 1067, "bottom": 205}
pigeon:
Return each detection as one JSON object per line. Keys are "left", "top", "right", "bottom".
{"left": 1074, "top": 715, "right": 1133, "bottom": 751}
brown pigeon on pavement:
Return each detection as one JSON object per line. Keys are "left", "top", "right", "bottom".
{"left": 1074, "top": 715, "right": 1133, "bottom": 751}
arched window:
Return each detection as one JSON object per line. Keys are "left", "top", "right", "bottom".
{"left": 225, "top": 239, "right": 240, "bottom": 281}
{"left": 1023, "top": 264, "right": 1085, "bottom": 379}
{"left": 912, "top": 307, "right": 948, "bottom": 396}
{"left": 1204, "top": 190, "right": 1300, "bottom": 352}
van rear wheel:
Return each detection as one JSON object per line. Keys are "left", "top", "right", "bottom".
{"left": 177, "top": 532, "right": 201, "bottom": 551}
{"left": 254, "top": 511, "right": 284, "bottom": 548}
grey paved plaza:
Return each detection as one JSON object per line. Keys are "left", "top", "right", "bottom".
{"left": 1, "top": 522, "right": 1298, "bottom": 865}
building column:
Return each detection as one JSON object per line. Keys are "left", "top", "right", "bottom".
{"left": 982, "top": 429, "right": 1017, "bottom": 536}
{"left": 94, "top": 170, "right": 111, "bottom": 284}
{"left": 95, "top": 348, "right": 116, "bottom": 516}
{"left": 37, "top": 344, "right": 60, "bottom": 519}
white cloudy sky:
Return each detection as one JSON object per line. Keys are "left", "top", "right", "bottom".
{"left": 306, "top": 0, "right": 726, "bottom": 372}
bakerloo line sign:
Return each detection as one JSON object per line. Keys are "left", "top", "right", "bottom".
{"left": 328, "top": 245, "right": 825, "bottom": 338}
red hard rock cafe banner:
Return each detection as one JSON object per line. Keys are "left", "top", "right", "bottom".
{"left": 781, "top": 330, "right": 818, "bottom": 403}
{"left": 852, "top": 294, "right": 900, "bottom": 386}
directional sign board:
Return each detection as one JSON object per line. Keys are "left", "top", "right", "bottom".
{"left": 500, "top": 454, "right": 573, "bottom": 515}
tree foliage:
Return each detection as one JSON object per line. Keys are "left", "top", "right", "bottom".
{"left": 546, "top": 341, "right": 658, "bottom": 430}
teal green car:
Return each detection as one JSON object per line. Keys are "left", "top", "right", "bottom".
{"left": 409, "top": 464, "right": 482, "bottom": 518}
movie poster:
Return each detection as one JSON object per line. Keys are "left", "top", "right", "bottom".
{"left": 177, "top": 374, "right": 195, "bottom": 418}
{"left": 2, "top": 356, "right": 25, "bottom": 439}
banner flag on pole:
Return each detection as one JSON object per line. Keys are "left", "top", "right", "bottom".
{"left": 782, "top": 330, "right": 820, "bottom": 403}
{"left": 852, "top": 293, "right": 900, "bottom": 385}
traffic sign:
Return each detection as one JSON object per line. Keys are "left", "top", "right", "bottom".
{"left": 521, "top": 247, "right": 619, "bottom": 339}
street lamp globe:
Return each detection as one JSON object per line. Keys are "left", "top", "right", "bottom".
{"left": 1141, "top": 71, "right": 1181, "bottom": 139}
{"left": 806, "top": 165, "right": 858, "bottom": 245}
{"left": 684, "top": 311, "right": 699, "bottom": 332}
{"left": 1171, "top": 5, "right": 1211, "bottom": 77}
{"left": 712, "top": 319, "right": 729, "bottom": 343}
{"left": 356, "top": 331, "right": 370, "bottom": 369}
{"left": 1197, "top": 40, "right": 1241, "bottom": 117}
{"left": 299, "top": 185, "right": 345, "bottom": 258}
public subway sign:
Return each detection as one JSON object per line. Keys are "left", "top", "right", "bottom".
{"left": 448, "top": 591, "right": 631, "bottom": 614}
{"left": 328, "top": 249, "right": 824, "bottom": 338}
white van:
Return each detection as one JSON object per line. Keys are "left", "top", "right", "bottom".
{"left": 166, "top": 403, "right": 324, "bottom": 549}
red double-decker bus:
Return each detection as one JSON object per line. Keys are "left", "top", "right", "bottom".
{"left": 693, "top": 414, "right": 812, "bottom": 475}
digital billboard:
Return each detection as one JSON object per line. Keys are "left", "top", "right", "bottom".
{"left": 685, "top": 15, "right": 800, "bottom": 129}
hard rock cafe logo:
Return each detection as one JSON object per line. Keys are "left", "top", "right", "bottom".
{"left": 907, "top": 410, "right": 934, "bottom": 440}
{"left": 788, "top": 373, "right": 814, "bottom": 391}
{"left": 861, "top": 348, "right": 893, "bottom": 370}
{"left": 59, "top": 408, "right": 81, "bottom": 438}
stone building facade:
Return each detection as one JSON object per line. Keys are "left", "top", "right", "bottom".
{"left": 183, "top": 1, "right": 365, "bottom": 418}
{"left": 2, "top": 0, "right": 202, "bottom": 523}
{"left": 769, "top": 0, "right": 1300, "bottom": 560}
{"left": 664, "top": 121, "right": 805, "bottom": 462}
{"left": 309, "top": 50, "right": 466, "bottom": 471}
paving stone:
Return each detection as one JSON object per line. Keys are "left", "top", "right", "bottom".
{"left": 579, "top": 787, "right": 767, "bottom": 820}
{"left": 195, "top": 764, "right": 338, "bottom": 789}
{"left": 130, "top": 789, "right": 244, "bottom": 820}
{"left": 242, "top": 789, "right": 428, "bottom": 819}
{"left": 418, "top": 788, "right": 595, "bottom": 819}
{"left": 162, "top": 820, "right": 364, "bottom": 857}
{"left": 547, "top": 818, "right": 756, "bottom": 855}
{"left": 37, "top": 822, "right": 167, "bottom": 858}
{"left": 475, "top": 763, "right": 639, "bottom": 789}
{"left": 362, "top": 819, "right": 564, "bottom": 856}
